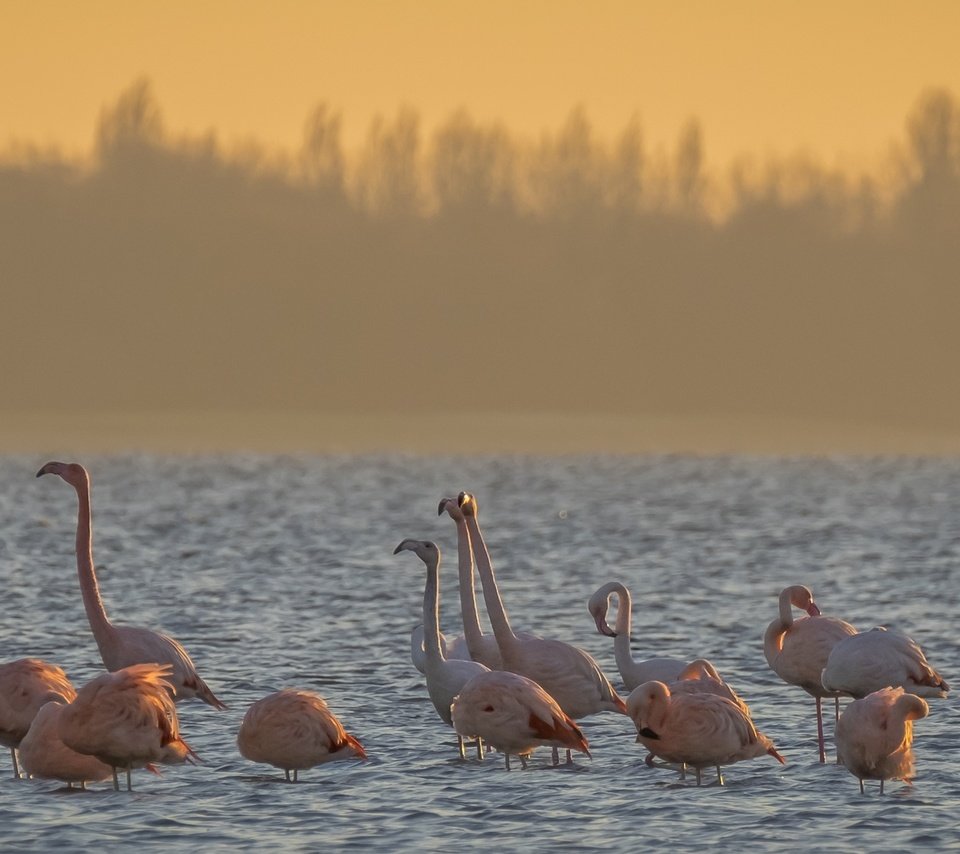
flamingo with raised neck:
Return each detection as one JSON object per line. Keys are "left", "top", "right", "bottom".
{"left": 36, "top": 461, "right": 225, "bottom": 710}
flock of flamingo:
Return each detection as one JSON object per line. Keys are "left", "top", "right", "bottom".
{"left": 0, "top": 462, "right": 950, "bottom": 795}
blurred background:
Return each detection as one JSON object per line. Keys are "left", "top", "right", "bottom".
{"left": 3, "top": 0, "right": 960, "bottom": 454}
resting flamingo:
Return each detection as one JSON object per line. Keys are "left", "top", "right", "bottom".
{"left": 0, "top": 658, "right": 76, "bottom": 779}
{"left": 58, "top": 663, "right": 197, "bottom": 791}
{"left": 237, "top": 689, "right": 366, "bottom": 781}
{"left": 451, "top": 670, "right": 590, "bottom": 770}
{"left": 394, "top": 538, "right": 489, "bottom": 758}
{"left": 628, "top": 680, "right": 785, "bottom": 786}
{"left": 763, "top": 584, "right": 856, "bottom": 762}
{"left": 457, "top": 493, "right": 625, "bottom": 725}
{"left": 36, "top": 462, "right": 225, "bottom": 709}
{"left": 18, "top": 700, "right": 113, "bottom": 789}
{"left": 834, "top": 686, "right": 929, "bottom": 794}
{"left": 588, "top": 581, "right": 688, "bottom": 689}
{"left": 821, "top": 626, "right": 949, "bottom": 699}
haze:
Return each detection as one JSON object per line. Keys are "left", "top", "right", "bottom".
{"left": 2, "top": 1, "right": 959, "bottom": 454}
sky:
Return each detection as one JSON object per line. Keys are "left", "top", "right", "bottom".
{"left": 3, "top": 0, "right": 960, "bottom": 169}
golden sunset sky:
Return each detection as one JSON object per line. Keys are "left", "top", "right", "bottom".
{"left": 3, "top": 0, "right": 959, "bottom": 168}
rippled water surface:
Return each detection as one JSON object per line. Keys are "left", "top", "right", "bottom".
{"left": 1, "top": 454, "right": 957, "bottom": 851}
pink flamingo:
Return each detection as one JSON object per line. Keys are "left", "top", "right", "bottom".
{"left": 835, "top": 686, "right": 929, "bottom": 794}
{"left": 457, "top": 493, "right": 625, "bottom": 726}
{"left": 394, "top": 538, "right": 489, "bottom": 758}
{"left": 451, "top": 670, "right": 590, "bottom": 770}
{"left": 588, "top": 581, "right": 688, "bottom": 689}
{"left": 237, "top": 690, "right": 366, "bottom": 782}
{"left": 58, "top": 663, "right": 197, "bottom": 791}
{"left": 18, "top": 700, "right": 113, "bottom": 789}
{"left": 0, "top": 658, "right": 77, "bottom": 779}
{"left": 36, "top": 462, "right": 225, "bottom": 709}
{"left": 628, "top": 680, "right": 785, "bottom": 786}
{"left": 822, "top": 626, "right": 948, "bottom": 699}
{"left": 437, "top": 496, "right": 538, "bottom": 671}
{"left": 763, "top": 584, "right": 856, "bottom": 762}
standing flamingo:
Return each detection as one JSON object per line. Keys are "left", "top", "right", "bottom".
{"left": 36, "top": 462, "right": 225, "bottom": 709}
{"left": 451, "top": 670, "right": 590, "bottom": 770}
{"left": 763, "top": 585, "right": 857, "bottom": 762}
{"left": 588, "top": 581, "right": 688, "bottom": 689}
{"left": 58, "top": 663, "right": 197, "bottom": 791}
{"left": 394, "top": 538, "right": 489, "bottom": 758}
{"left": 834, "top": 686, "right": 929, "bottom": 794}
{"left": 457, "top": 492, "right": 625, "bottom": 725}
{"left": 237, "top": 690, "right": 366, "bottom": 781}
{"left": 821, "top": 627, "right": 949, "bottom": 699}
{"left": 0, "top": 659, "right": 77, "bottom": 779}
{"left": 628, "top": 680, "right": 785, "bottom": 786}
{"left": 18, "top": 700, "right": 113, "bottom": 789}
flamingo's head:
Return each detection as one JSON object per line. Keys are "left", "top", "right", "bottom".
{"left": 457, "top": 492, "right": 478, "bottom": 518}
{"left": 626, "top": 680, "right": 670, "bottom": 739}
{"left": 587, "top": 589, "right": 616, "bottom": 637}
{"left": 787, "top": 585, "right": 820, "bottom": 617}
{"left": 393, "top": 539, "right": 440, "bottom": 565}
{"left": 437, "top": 496, "right": 464, "bottom": 522}
{"left": 36, "top": 461, "right": 89, "bottom": 488}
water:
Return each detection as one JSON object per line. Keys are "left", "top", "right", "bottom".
{"left": 1, "top": 454, "right": 957, "bottom": 851}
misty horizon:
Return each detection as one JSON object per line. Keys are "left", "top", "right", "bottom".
{"left": 3, "top": 80, "right": 960, "bottom": 453}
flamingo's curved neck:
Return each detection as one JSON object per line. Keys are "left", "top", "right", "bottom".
{"left": 611, "top": 586, "right": 636, "bottom": 676}
{"left": 72, "top": 475, "right": 114, "bottom": 649}
{"left": 763, "top": 589, "right": 794, "bottom": 666}
{"left": 464, "top": 515, "right": 516, "bottom": 651}
{"left": 454, "top": 518, "right": 487, "bottom": 657}
{"left": 422, "top": 553, "right": 445, "bottom": 665}
{"left": 778, "top": 589, "right": 797, "bottom": 629}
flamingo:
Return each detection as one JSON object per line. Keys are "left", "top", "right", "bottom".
{"left": 36, "top": 461, "right": 225, "bottom": 709}
{"left": 821, "top": 626, "right": 949, "bottom": 699}
{"left": 237, "top": 689, "right": 366, "bottom": 781}
{"left": 436, "top": 497, "right": 537, "bottom": 671}
{"left": 457, "top": 493, "right": 625, "bottom": 729}
{"left": 451, "top": 670, "right": 590, "bottom": 770}
{"left": 763, "top": 584, "right": 857, "bottom": 762}
{"left": 410, "top": 624, "right": 459, "bottom": 676}
{"left": 17, "top": 700, "right": 113, "bottom": 789}
{"left": 394, "top": 538, "right": 490, "bottom": 758}
{"left": 588, "top": 581, "right": 688, "bottom": 689}
{"left": 0, "top": 658, "right": 76, "bottom": 779}
{"left": 628, "top": 680, "right": 785, "bottom": 786}
{"left": 834, "top": 686, "right": 929, "bottom": 794}
{"left": 58, "top": 663, "right": 197, "bottom": 791}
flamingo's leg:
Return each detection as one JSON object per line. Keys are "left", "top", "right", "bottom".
{"left": 816, "top": 696, "right": 826, "bottom": 763}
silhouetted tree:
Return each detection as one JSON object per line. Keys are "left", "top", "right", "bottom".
{"left": 95, "top": 77, "right": 164, "bottom": 163}
{"left": 674, "top": 118, "right": 705, "bottom": 215}
{"left": 300, "top": 103, "right": 346, "bottom": 196}
{"left": 352, "top": 106, "right": 422, "bottom": 216}
{"left": 606, "top": 113, "right": 644, "bottom": 213}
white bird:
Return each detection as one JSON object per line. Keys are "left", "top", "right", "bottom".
{"left": 763, "top": 584, "right": 857, "bottom": 762}
{"left": 237, "top": 689, "right": 366, "bottom": 782}
{"left": 410, "top": 624, "right": 460, "bottom": 676}
{"left": 628, "top": 680, "right": 785, "bottom": 786}
{"left": 36, "top": 461, "right": 225, "bottom": 709}
{"left": 394, "top": 538, "right": 489, "bottom": 758}
{"left": 17, "top": 700, "right": 113, "bottom": 789}
{"left": 821, "top": 626, "right": 949, "bottom": 699}
{"left": 451, "top": 670, "right": 590, "bottom": 770}
{"left": 58, "top": 663, "right": 197, "bottom": 791}
{"left": 457, "top": 492, "right": 625, "bottom": 730}
{"left": 0, "top": 658, "right": 76, "bottom": 779}
{"left": 588, "top": 581, "right": 688, "bottom": 689}
{"left": 835, "top": 686, "right": 929, "bottom": 794}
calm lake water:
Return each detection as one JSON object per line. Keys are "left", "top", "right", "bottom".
{"left": 1, "top": 454, "right": 957, "bottom": 851}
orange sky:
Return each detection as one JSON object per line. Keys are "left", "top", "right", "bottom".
{"left": 3, "top": 0, "right": 959, "bottom": 168}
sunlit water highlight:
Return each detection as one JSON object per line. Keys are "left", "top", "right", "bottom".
{"left": 1, "top": 454, "right": 957, "bottom": 851}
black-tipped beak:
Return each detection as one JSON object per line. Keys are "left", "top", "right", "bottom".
{"left": 638, "top": 727, "right": 659, "bottom": 740}
{"left": 393, "top": 543, "right": 405, "bottom": 555}
{"left": 35, "top": 467, "right": 46, "bottom": 478}
{"left": 593, "top": 614, "right": 616, "bottom": 637}
{"left": 437, "top": 500, "right": 445, "bottom": 516}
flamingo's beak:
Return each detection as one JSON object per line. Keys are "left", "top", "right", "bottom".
{"left": 806, "top": 602, "right": 821, "bottom": 617}
{"left": 437, "top": 500, "right": 446, "bottom": 516}
{"left": 638, "top": 727, "right": 660, "bottom": 740}
{"left": 594, "top": 613, "right": 616, "bottom": 637}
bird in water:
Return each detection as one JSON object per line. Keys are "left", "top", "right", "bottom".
{"left": 58, "top": 663, "right": 197, "bottom": 791}
{"left": 237, "top": 689, "right": 366, "bottom": 782}
{"left": 835, "top": 686, "right": 929, "bottom": 794}
{"left": 36, "top": 461, "right": 225, "bottom": 709}
{"left": 0, "top": 658, "right": 76, "bottom": 779}
{"left": 451, "top": 669, "right": 590, "bottom": 770}
{"left": 763, "top": 584, "right": 856, "bottom": 762}
{"left": 18, "top": 700, "right": 113, "bottom": 789}
{"left": 394, "top": 538, "right": 489, "bottom": 758}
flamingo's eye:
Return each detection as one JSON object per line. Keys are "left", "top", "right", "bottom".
{"left": 483, "top": 705, "right": 494, "bottom": 712}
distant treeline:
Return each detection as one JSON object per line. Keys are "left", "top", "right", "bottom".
{"left": 2, "top": 80, "right": 959, "bottom": 428}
